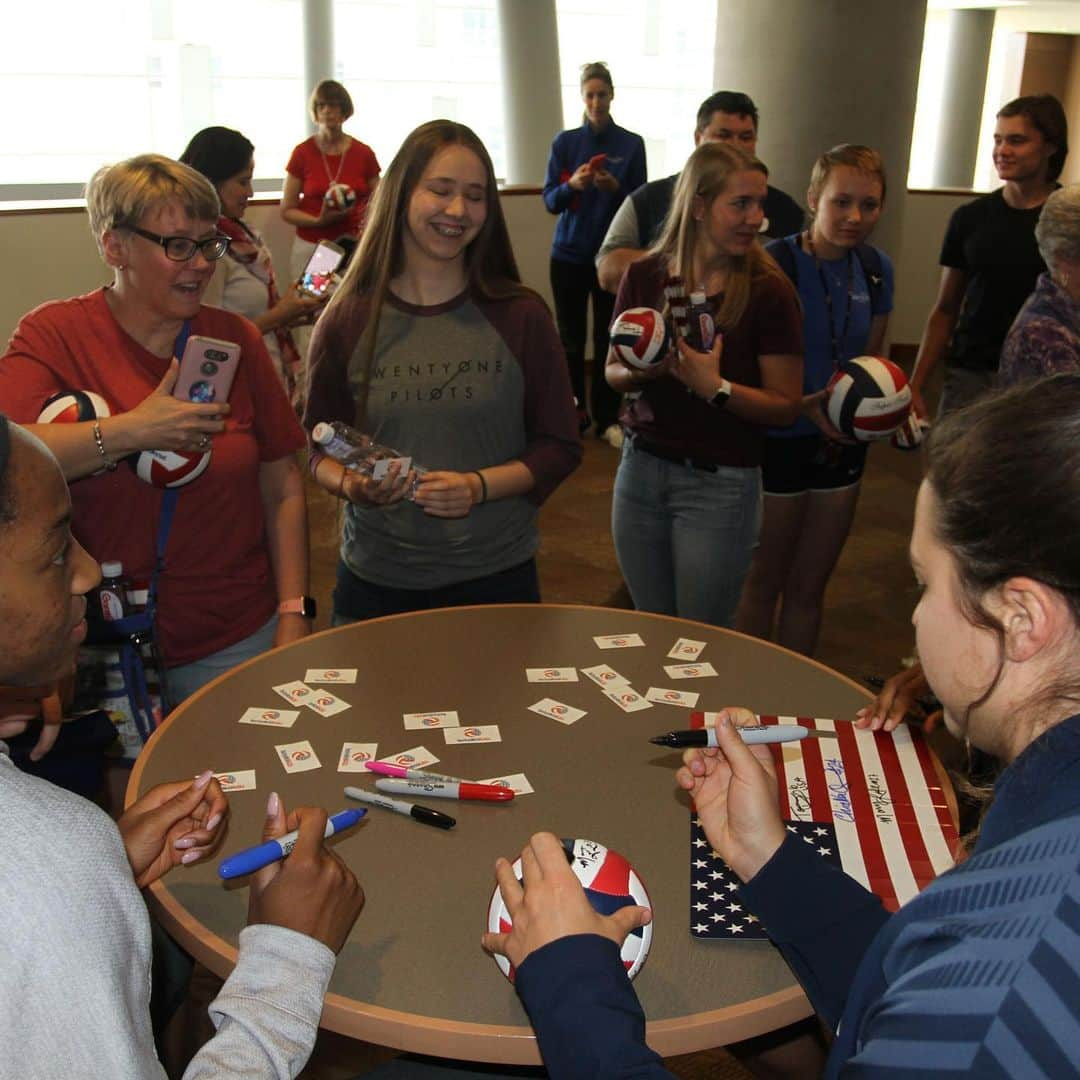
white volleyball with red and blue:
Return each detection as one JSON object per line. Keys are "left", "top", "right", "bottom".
{"left": 37, "top": 390, "right": 113, "bottom": 475}
{"left": 131, "top": 448, "right": 211, "bottom": 489}
{"left": 486, "top": 837, "right": 653, "bottom": 982}
{"left": 826, "top": 356, "right": 912, "bottom": 442}
{"left": 610, "top": 307, "right": 669, "bottom": 370}
{"left": 324, "top": 183, "right": 357, "bottom": 211}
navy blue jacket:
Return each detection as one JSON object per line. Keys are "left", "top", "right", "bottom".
{"left": 515, "top": 714, "right": 1080, "bottom": 1078}
{"left": 543, "top": 121, "right": 646, "bottom": 265}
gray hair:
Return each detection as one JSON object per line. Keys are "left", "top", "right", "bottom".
{"left": 1035, "top": 185, "right": 1080, "bottom": 271}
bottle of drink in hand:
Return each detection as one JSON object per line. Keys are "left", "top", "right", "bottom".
{"left": 312, "top": 421, "right": 427, "bottom": 498}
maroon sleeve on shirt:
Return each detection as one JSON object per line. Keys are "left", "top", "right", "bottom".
{"left": 479, "top": 293, "right": 583, "bottom": 505}
{"left": 303, "top": 293, "right": 370, "bottom": 467}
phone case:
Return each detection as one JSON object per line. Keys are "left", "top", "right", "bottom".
{"left": 174, "top": 335, "right": 240, "bottom": 404}
{"left": 298, "top": 241, "right": 346, "bottom": 298}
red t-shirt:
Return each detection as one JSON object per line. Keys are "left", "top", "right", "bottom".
{"left": 285, "top": 136, "right": 381, "bottom": 243}
{"left": 0, "top": 291, "right": 306, "bottom": 666}
{"left": 613, "top": 254, "right": 803, "bottom": 467}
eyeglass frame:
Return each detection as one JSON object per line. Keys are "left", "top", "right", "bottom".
{"left": 122, "top": 225, "right": 231, "bottom": 262}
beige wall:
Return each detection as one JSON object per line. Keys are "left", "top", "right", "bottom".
{"left": 0, "top": 187, "right": 966, "bottom": 358}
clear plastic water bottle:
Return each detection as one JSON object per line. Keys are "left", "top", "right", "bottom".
{"left": 98, "top": 561, "right": 129, "bottom": 622}
{"left": 312, "top": 421, "right": 427, "bottom": 498}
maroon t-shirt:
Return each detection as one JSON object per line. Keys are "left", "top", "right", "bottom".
{"left": 613, "top": 254, "right": 803, "bottom": 467}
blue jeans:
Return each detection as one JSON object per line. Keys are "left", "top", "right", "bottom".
{"left": 611, "top": 440, "right": 762, "bottom": 627}
{"left": 166, "top": 616, "right": 278, "bottom": 705}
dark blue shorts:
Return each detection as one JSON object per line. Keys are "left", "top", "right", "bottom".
{"left": 761, "top": 435, "right": 868, "bottom": 496}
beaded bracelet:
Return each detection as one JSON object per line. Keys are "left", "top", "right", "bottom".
{"left": 472, "top": 470, "right": 488, "bottom": 505}
{"left": 92, "top": 421, "right": 117, "bottom": 471}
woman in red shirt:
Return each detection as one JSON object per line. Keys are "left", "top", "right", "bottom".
{"left": 281, "top": 79, "right": 381, "bottom": 285}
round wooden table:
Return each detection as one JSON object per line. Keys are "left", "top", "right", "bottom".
{"left": 130, "top": 604, "right": 881, "bottom": 1064}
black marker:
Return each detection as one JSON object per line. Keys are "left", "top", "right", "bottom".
{"left": 650, "top": 725, "right": 831, "bottom": 748}
{"left": 344, "top": 786, "right": 456, "bottom": 829}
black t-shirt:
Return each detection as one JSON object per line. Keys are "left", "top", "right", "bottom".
{"left": 940, "top": 187, "right": 1052, "bottom": 373}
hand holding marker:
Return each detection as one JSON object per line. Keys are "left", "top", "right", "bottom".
{"left": 218, "top": 808, "right": 365, "bottom": 879}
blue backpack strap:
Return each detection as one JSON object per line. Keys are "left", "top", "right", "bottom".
{"left": 765, "top": 236, "right": 800, "bottom": 289}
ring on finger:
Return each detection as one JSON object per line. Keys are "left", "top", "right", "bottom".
{"left": 197, "top": 434, "right": 211, "bottom": 451}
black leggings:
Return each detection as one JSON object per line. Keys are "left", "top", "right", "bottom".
{"left": 549, "top": 257, "right": 620, "bottom": 431}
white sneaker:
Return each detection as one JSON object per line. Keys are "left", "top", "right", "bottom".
{"left": 602, "top": 424, "right": 624, "bottom": 449}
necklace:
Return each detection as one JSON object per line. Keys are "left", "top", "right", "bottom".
{"left": 317, "top": 135, "right": 350, "bottom": 186}
{"left": 805, "top": 231, "right": 854, "bottom": 369}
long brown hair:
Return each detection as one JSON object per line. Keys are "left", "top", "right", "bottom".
{"left": 327, "top": 120, "right": 538, "bottom": 423}
{"left": 651, "top": 142, "right": 790, "bottom": 332}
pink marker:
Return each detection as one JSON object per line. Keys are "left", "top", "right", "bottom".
{"left": 364, "top": 761, "right": 469, "bottom": 784}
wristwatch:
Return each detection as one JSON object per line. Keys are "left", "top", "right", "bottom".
{"left": 278, "top": 596, "right": 317, "bottom": 619}
{"left": 708, "top": 379, "right": 732, "bottom": 409}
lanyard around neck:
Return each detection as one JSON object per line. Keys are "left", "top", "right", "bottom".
{"left": 805, "top": 232, "right": 854, "bottom": 369}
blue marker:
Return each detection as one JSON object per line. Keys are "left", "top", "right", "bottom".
{"left": 218, "top": 807, "right": 366, "bottom": 879}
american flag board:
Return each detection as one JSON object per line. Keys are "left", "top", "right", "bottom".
{"left": 689, "top": 716, "right": 960, "bottom": 939}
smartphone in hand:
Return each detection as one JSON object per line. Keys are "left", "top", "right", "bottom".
{"left": 588, "top": 153, "right": 607, "bottom": 172}
{"left": 298, "top": 240, "right": 346, "bottom": 299}
{"left": 174, "top": 335, "right": 240, "bottom": 404}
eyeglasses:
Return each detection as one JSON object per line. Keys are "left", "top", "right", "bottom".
{"left": 125, "top": 225, "right": 231, "bottom": 262}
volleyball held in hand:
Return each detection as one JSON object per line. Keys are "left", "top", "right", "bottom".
{"left": 37, "top": 390, "right": 113, "bottom": 475}
{"left": 131, "top": 448, "right": 211, "bottom": 489}
{"left": 610, "top": 307, "right": 670, "bottom": 370}
{"left": 324, "top": 183, "right": 357, "bottom": 212}
{"left": 826, "top": 356, "right": 912, "bottom": 442}
{"left": 486, "top": 837, "right": 653, "bottom": 982}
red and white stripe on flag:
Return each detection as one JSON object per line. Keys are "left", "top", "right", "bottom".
{"left": 691, "top": 714, "right": 959, "bottom": 911}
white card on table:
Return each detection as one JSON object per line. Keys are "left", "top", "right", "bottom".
{"left": 338, "top": 742, "right": 379, "bottom": 772}
{"left": 371, "top": 456, "right": 411, "bottom": 481}
{"left": 305, "top": 668, "right": 358, "bottom": 684}
{"left": 645, "top": 686, "right": 700, "bottom": 708}
{"left": 272, "top": 680, "right": 315, "bottom": 706}
{"left": 581, "top": 663, "right": 630, "bottom": 688}
{"left": 275, "top": 740, "right": 321, "bottom": 773}
{"left": 476, "top": 773, "right": 534, "bottom": 796}
{"left": 663, "top": 662, "right": 719, "bottom": 680}
{"left": 214, "top": 769, "right": 256, "bottom": 792}
{"left": 602, "top": 686, "right": 653, "bottom": 712}
{"left": 593, "top": 633, "right": 645, "bottom": 649}
{"left": 667, "top": 638, "right": 707, "bottom": 661}
{"left": 378, "top": 745, "right": 440, "bottom": 769}
{"left": 444, "top": 724, "right": 502, "bottom": 744}
{"left": 525, "top": 667, "right": 579, "bottom": 683}
{"left": 239, "top": 707, "right": 299, "bottom": 728}
{"left": 403, "top": 710, "right": 460, "bottom": 730}
{"left": 305, "top": 690, "right": 351, "bottom": 717}
{"left": 528, "top": 698, "right": 587, "bottom": 725}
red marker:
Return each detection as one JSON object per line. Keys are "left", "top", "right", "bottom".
{"left": 373, "top": 778, "right": 514, "bottom": 802}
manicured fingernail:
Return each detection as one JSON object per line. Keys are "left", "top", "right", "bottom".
{"left": 266, "top": 791, "right": 280, "bottom": 817}
{"left": 181, "top": 850, "right": 201, "bottom": 864}
{"left": 174, "top": 837, "right": 197, "bottom": 850}
{"left": 206, "top": 813, "right": 222, "bottom": 831}
{"left": 193, "top": 769, "right": 212, "bottom": 789}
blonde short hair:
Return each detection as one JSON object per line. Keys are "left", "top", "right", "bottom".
{"left": 85, "top": 154, "right": 219, "bottom": 254}
{"left": 808, "top": 144, "right": 887, "bottom": 206}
